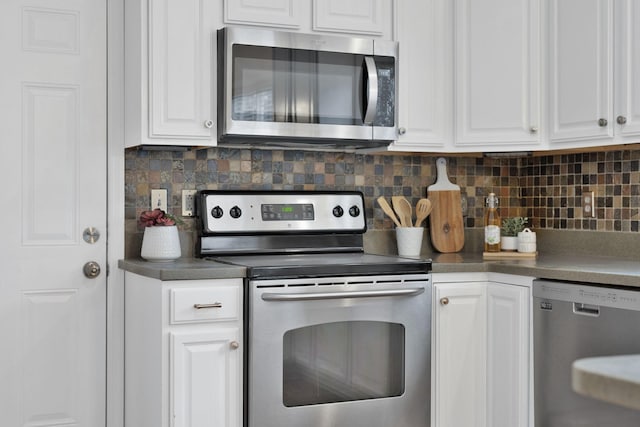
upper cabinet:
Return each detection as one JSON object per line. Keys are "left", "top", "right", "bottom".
{"left": 313, "top": 0, "right": 389, "bottom": 36}
{"left": 124, "top": 0, "right": 394, "bottom": 148}
{"left": 389, "top": 0, "right": 453, "bottom": 152}
{"left": 614, "top": 0, "right": 640, "bottom": 138}
{"left": 223, "top": 0, "right": 302, "bottom": 29}
{"left": 548, "top": 0, "right": 613, "bottom": 146}
{"left": 390, "top": 0, "right": 542, "bottom": 154}
{"left": 454, "top": 0, "right": 542, "bottom": 152}
{"left": 548, "top": 0, "right": 640, "bottom": 148}
{"left": 125, "top": 0, "right": 219, "bottom": 148}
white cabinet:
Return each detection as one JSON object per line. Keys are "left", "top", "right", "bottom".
{"left": 223, "top": 0, "right": 302, "bottom": 29}
{"left": 432, "top": 273, "right": 532, "bottom": 427}
{"left": 548, "top": 0, "right": 613, "bottom": 146}
{"left": 125, "top": 273, "right": 243, "bottom": 427}
{"left": 614, "top": 0, "right": 640, "bottom": 138}
{"left": 125, "top": 0, "right": 219, "bottom": 147}
{"left": 388, "top": 0, "right": 453, "bottom": 152}
{"left": 433, "top": 281, "right": 487, "bottom": 427}
{"left": 390, "top": 0, "right": 541, "bottom": 153}
{"left": 313, "top": 0, "right": 391, "bottom": 36}
{"left": 486, "top": 281, "right": 530, "bottom": 427}
{"left": 548, "top": 0, "right": 640, "bottom": 148}
{"left": 454, "top": 0, "right": 542, "bottom": 152}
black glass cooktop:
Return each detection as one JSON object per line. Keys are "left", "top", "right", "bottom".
{"left": 211, "top": 252, "right": 432, "bottom": 280}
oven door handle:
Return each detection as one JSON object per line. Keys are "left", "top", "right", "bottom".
{"left": 261, "top": 287, "right": 425, "bottom": 301}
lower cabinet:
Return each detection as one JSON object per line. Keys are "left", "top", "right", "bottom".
{"left": 432, "top": 273, "right": 532, "bottom": 427}
{"left": 124, "top": 273, "right": 243, "bottom": 427}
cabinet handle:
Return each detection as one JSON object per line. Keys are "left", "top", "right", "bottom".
{"left": 230, "top": 341, "right": 239, "bottom": 349}
{"left": 617, "top": 116, "right": 627, "bottom": 125}
{"left": 398, "top": 127, "right": 406, "bottom": 135}
{"left": 204, "top": 120, "right": 214, "bottom": 129}
{"left": 193, "top": 302, "right": 222, "bottom": 309}
{"left": 440, "top": 297, "right": 449, "bottom": 306}
{"left": 598, "top": 118, "right": 608, "bottom": 127}
{"left": 530, "top": 126, "right": 538, "bottom": 134}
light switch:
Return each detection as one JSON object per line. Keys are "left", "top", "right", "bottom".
{"left": 151, "top": 189, "right": 167, "bottom": 212}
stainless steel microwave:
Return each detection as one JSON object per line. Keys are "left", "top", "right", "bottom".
{"left": 217, "top": 27, "right": 398, "bottom": 149}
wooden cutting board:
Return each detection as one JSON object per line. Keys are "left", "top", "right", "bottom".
{"left": 427, "top": 158, "right": 465, "bottom": 253}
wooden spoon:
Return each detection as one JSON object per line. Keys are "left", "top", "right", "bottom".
{"left": 377, "top": 196, "right": 402, "bottom": 227}
{"left": 414, "top": 198, "right": 433, "bottom": 227}
{"left": 392, "top": 196, "right": 412, "bottom": 227}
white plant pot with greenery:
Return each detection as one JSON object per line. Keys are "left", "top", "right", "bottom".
{"left": 139, "top": 209, "right": 181, "bottom": 262}
{"left": 501, "top": 217, "right": 528, "bottom": 252}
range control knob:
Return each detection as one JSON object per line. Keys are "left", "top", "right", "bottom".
{"left": 332, "top": 205, "right": 344, "bottom": 218}
{"left": 211, "top": 206, "right": 223, "bottom": 219}
{"left": 229, "top": 206, "right": 242, "bottom": 219}
{"left": 349, "top": 205, "right": 361, "bottom": 217}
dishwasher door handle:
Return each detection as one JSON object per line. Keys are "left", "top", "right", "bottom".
{"left": 261, "top": 287, "right": 425, "bottom": 302}
{"left": 573, "top": 302, "right": 600, "bottom": 317}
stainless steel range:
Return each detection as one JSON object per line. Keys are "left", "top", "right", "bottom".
{"left": 197, "top": 190, "right": 431, "bottom": 427}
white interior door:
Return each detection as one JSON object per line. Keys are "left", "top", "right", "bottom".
{"left": 0, "top": 0, "right": 107, "bottom": 426}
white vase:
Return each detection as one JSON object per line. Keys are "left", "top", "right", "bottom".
{"left": 500, "top": 235, "right": 518, "bottom": 251}
{"left": 140, "top": 226, "right": 181, "bottom": 262}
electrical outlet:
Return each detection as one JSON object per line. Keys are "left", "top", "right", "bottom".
{"left": 151, "top": 189, "right": 168, "bottom": 212}
{"left": 583, "top": 191, "right": 595, "bottom": 218}
{"left": 182, "top": 190, "right": 197, "bottom": 217}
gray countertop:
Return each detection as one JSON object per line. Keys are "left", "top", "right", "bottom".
{"left": 119, "top": 252, "right": 640, "bottom": 286}
{"left": 572, "top": 355, "right": 640, "bottom": 411}
{"left": 118, "top": 258, "right": 245, "bottom": 281}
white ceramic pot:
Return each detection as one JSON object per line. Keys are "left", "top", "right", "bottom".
{"left": 140, "top": 225, "right": 181, "bottom": 262}
{"left": 396, "top": 226, "right": 424, "bottom": 258}
{"left": 500, "top": 235, "right": 518, "bottom": 251}
{"left": 517, "top": 228, "right": 537, "bottom": 253}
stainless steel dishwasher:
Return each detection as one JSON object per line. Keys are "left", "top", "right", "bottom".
{"left": 533, "top": 279, "right": 640, "bottom": 426}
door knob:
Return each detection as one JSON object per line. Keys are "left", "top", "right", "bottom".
{"left": 83, "top": 261, "right": 101, "bottom": 279}
{"left": 230, "top": 341, "right": 239, "bottom": 349}
{"left": 617, "top": 116, "right": 627, "bottom": 125}
{"left": 598, "top": 118, "right": 608, "bottom": 127}
{"left": 440, "top": 297, "right": 450, "bottom": 306}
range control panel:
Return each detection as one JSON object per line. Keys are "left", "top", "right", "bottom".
{"left": 199, "top": 191, "right": 366, "bottom": 234}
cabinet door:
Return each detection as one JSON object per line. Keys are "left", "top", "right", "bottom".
{"left": 433, "top": 283, "right": 487, "bottom": 427}
{"left": 389, "top": 0, "right": 452, "bottom": 152}
{"left": 614, "top": 0, "right": 640, "bottom": 137}
{"left": 313, "top": 0, "right": 390, "bottom": 36}
{"left": 487, "top": 283, "right": 530, "bottom": 427}
{"left": 454, "top": 0, "right": 541, "bottom": 150}
{"left": 149, "top": 0, "right": 216, "bottom": 140}
{"left": 223, "top": 0, "right": 301, "bottom": 29}
{"left": 171, "top": 329, "right": 242, "bottom": 427}
{"left": 549, "top": 0, "right": 613, "bottom": 144}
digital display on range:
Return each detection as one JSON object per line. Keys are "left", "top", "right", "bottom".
{"left": 262, "top": 203, "right": 314, "bottom": 221}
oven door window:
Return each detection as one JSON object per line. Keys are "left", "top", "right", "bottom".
{"left": 282, "top": 320, "right": 405, "bottom": 407}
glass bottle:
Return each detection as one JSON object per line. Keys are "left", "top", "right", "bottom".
{"left": 484, "top": 193, "right": 501, "bottom": 252}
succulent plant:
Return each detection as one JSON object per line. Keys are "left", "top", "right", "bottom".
{"left": 501, "top": 217, "right": 528, "bottom": 237}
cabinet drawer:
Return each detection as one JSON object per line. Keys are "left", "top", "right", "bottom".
{"left": 170, "top": 285, "right": 240, "bottom": 324}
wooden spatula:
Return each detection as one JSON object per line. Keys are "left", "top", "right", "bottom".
{"left": 391, "top": 196, "right": 412, "bottom": 227}
{"left": 377, "top": 196, "right": 402, "bottom": 227}
{"left": 414, "top": 198, "right": 432, "bottom": 227}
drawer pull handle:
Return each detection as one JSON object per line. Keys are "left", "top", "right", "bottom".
{"left": 193, "top": 302, "right": 222, "bottom": 309}
{"left": 230, "top": 341, "right": 239, "bottom": 349}
{"left": 440, "top": 297, "right": 450, "bottom": 306}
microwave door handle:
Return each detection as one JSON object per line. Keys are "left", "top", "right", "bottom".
{"left": 363, "top": 56, "right": 378, "bottom": 125}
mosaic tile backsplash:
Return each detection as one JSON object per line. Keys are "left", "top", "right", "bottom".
{"left": 125, "top": 146, "right": 640, "bottom": 234}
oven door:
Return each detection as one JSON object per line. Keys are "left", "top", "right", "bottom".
{"left": 247, "top": 274, "right": 431, "bottom": 427}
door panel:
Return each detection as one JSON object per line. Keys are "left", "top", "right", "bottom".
{"left": 0, "top": 0, "right": 107, "bottom": 425}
